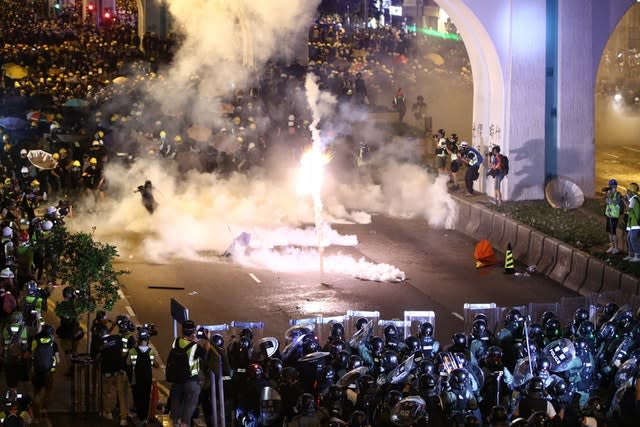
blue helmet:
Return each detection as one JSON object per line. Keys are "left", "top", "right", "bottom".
{"left": 609, "top": 179, "right": 618, "bottom": 186}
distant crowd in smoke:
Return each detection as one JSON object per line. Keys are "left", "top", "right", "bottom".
{"left": 1, "top": 0, "right": 458, "bottom": 277}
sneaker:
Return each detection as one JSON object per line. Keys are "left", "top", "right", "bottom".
{"left": 611, "top": 248, "right": 620, "bottom": 254}
{"left": 465, "top": 192, "right": 474, "bottom": 197}
{"left": 630, "top": 256, "right": 640, "bottom": 263}
{"left": 120, "top": 419, "right": 128, "bottom": 426}
{"left": 103, "top": 412, "right": 113, "bottom": 420}
{"left": 606, "top": 246, "right": 615, "bottom": 254}
{"left": 624, "top": 254, "right": 634, "bottom": 261}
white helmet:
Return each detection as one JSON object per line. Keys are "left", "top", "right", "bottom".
{"left": 19, "top": 149, "right": 27, "bottom": 156}
{"left": 42, "top": 220, "right": 53, "bottom": 231}
{"left": 46, "top": 206, "right": 57, "bottom": 216}
{"left": 0, "top": 268, "right": 14, "bottom": 279}
{"left": 460, "top": 141, "right": 469, "bottom": 148}
{"left": 20, "top": 166, "right": 28, "bottom": 174}
{"left": 2, "top": 227, "right": 12, "bottom": 238}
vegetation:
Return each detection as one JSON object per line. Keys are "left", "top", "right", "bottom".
{"left": 492, "top": 198, "right": 640, "bottom": 278}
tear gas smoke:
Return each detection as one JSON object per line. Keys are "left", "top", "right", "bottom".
{"left": 68, "top": 0, "right": 458, "bottom": 282}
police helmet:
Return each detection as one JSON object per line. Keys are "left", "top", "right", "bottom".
{"left": 349, "top": 354, "right": 363, "bottom": 370}
{"left": 369, "top": 336, "right": 384, "bottom": 354}
{"left": 240, "top": 328, "right": 253, "bottom": 340}
{"left": 419, "top": 322, "right": 434, "bottom": 338}
{"left": 383, "top": 324, "right": 399, "bottom": 340}
{"left": 385, "top": 390, "right": 402, "bottom": 408}
{"left": 452, "top": 332, "right": 467, "bottom": 348}
{"left": 382, "top": 350, "right": 399, "bottom": 372}
{"left": 527, "top": 376, "right": 545, "bottom": 395}
{"left": 42, "top": 220, "right": 53, "bottom": 231}
{"left": 405, "top": 335, "right": 420, "bottom": 353}
{"left": 138, "top": 328, "right": 151, "bottom": 342}
{"left": 577, "top": 321, "right": 595, "bottom": 339}
{"left": 333, "top": 350, "right": 350, "bottom": 369}
{"left": 330, "top": 322, "right": 345, "bottom": 338}
{"left": 266, "top": 357, "right": 283, "bottom": 378}
{"left": 248, "top": 363, "right": 264, "bottom": 380}
{"left": 2, "top": 227, "right": 12, "bottom": 238}
{"left": 449, "top": 368, "right": 468, "bottom": 391}
{"left": 527, "top": 411, "right": 550, "bottom": 427}
{"left": 355, "top": 317, "right": 369, "bottom": 331}
{"left": 93, "top": 322, "right": 109, "bottom": 338}
{"left": 609, "top": 178, "right": 618, "bottom": 186}
{"left": 297, "top": 393, "right": 315, "bottom": 416}
{"left": 182, "top": 320, "right": 196, "bottom": 336}
{"left": 574, "top": 307, "right": 589, "bottom": 325}
{"left": 320, "top": 365, "right": 335, "bottom": 383}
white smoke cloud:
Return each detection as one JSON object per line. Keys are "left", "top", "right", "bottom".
{"left": 66, "top": 0, "right": 459, "bottom": 282}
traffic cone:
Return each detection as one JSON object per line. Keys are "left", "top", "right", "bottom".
{"left": 504, "top": 243, "right": 515, "bottom": 274}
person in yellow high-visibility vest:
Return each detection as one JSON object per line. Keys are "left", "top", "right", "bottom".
{"left": 604, "top": 178, "right": 624, "bottom": 254}
{"left": 127, "top": 326, "right": 158, "bottom": 423}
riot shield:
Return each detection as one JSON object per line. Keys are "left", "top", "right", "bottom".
{"left": 318, "top": 314, "right": 347, "bottom": 344}
{"left": 348, "top": 319, "right": 374, "bottom": 350}
{"left": 390, "top": 396, "right": 427, "bottom": 426}
{"left": 336, "top": 366, "right": 370, "bottom": 388}
{"left": 379, "top": 354, "right": 415, "bottom": 387}
{"left": 528, "top": 302, "right": 560, "bottom": 325}
{"left": 463, "top": 303, "right": 498, "bottom": 334}
{"left": 630, "top": 295, "right": 640, "bottom": 313}
{"left": 542, "top": 338, "right": 577, "bottom": 373}
{"left": 287, "top": 317, "right": 321, "bottom": 341}
{"left": 298, "top": 351, "right": 331, "bottom": 363}
{"left": 595, "top": 290, "right": 625, "bottom": 307}
{"left": 259, "top": 386, "right": 282, "bottom": 426}
{"left": 345, "top": 310, "right": 380, "bottom": 337}
{"left": 228, "top": 320, "right": 265, "bottom": 342}
{"left": 614, "top": 357, "right": 638, "bottom": 389}
{"left": 559, "top": 296, "right": 591, "bottom": 326}
{"left": 513, "top": 357, "right": 534, "bottom": 388}
{"left": 378, "top": 319, "right": 410, "bottom": 341}
{"left": 257, "top": 337, "right": 280, "bottom": 358}
{"left": 403, "top": 310, "right": 435, "bottom": 338}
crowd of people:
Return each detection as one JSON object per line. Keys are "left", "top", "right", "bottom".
{"left": 84, "top": 299, "right": 640, "bottom": 427}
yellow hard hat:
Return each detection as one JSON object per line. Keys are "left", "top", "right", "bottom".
{"left": 98, "top": 130, "right": 104, "bottom": 138}
{"left": 174, "top": 135, "right": 182, "bottom": 142}
{"left": 4, "top": 178, "right": 11, "bottom": 186}
{"left": 59, "top": 147, "right": 67, "bottom": 154}
{"left": 92, "top": 140, "right": 101, "bottom": 147}
{"left": 89, "top": 157, "right": 98, "bottom": 165}
{"left": 72, "top": 160, "right": 81, "bottom": 167}
{"left": 159, "top": 130, "right": 166, "bottom": 138}
{"left": 31, "top": 179, "right": 40, "bottom": 187}
{"left": 53, "top": 152, "right": 60, "bottom": 160}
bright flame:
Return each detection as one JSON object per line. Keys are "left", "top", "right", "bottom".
{"left": 296, "top": 146, "right": 331, "bottom": 198}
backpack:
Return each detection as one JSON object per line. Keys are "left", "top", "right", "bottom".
{"left": 33, "top": 339, "right": 54, "bottom": 373}
{"left": 165, "top": 340, "right": 196, "bottom": 384}
{"left": 134, "top": 348, "right": 153, "bottom": 384}
{"left": 22, "top": 297, "right": 38, "bottom": 327}
{"left": 499, "top": 154, "right": 509, "bottom": 175}
{"left": 5, "top": 325, "right": 24, "bottom": 361}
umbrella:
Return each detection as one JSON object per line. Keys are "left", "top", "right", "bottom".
{"left": 112, "top": 76, "right": 128, "bottom": 85}
{"left": 426, "top": 53, "right": 445, "bottom": 66}
{"left": 187, "top": 125, "right": 212, "bottom": 143}
{"left": 63, "top": 98, "right": 89, "bottom": 108}
{"left": 26, "top": 111, "right": 51, "bottom": 122}
{"left": 0, "top": 117, "right": 28, "bottom": 130}
{"left": 27, "top": 150, "right": 58, "bottom": 170}
{"left": 2, "top": 63, "right": 28, "bottom": 80}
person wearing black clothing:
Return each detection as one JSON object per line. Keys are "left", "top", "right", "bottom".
{"left": 95, "top": 323, "right": 129, "bottom": 426}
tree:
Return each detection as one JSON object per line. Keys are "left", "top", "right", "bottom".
{"left": 54, "top": 225, "right": 129, "bottom": 350}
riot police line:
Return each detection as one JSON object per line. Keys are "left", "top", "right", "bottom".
{"left": 160, "top": 293, "right": 640, "bottom": 427}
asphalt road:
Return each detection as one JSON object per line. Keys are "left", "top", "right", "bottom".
{"left": 117, "top": 213, "right": 578, "bottom": 359}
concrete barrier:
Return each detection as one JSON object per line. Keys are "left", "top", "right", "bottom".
{"left": 600, "top": 266, "right": 622, "bottom": 293}
{"left": 489, "top": 214, "right": 506, "bottom": 248}
{"left": 525, "top": 231, "right": 545, "bottom": 267}
{"left": 549, "top": 244, "right": 573, "bottom": 284}
{"left": 464, "top": 203, "right": 481, "bottom": 237}
{"left": 538, "top": 237, "right": 559, "bottom": 276}
{"left": 514, "top": 225, "right": 531, "bottom": 260}
{"left": 580, "top": 258, "right": 605, "bottom": 295}
{"left": 498, "top": 218, "right": 519, "bottom": 254}
{"left": 620, "top": 274, "right": 639, "bottom": 295}
{"left": 475, "top": 208, "right": 493, "bottom": 241}
{"left": 455, "top": 201, "right": 471, "bottom": 231}
{"left": 563, "top": 251, "right": 588, "bottom": 293}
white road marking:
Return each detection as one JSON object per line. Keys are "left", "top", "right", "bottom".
{"left": 118, "top": 289, "right": 125, "bottom": 299}
{"left": 249, "top": 273, "right": 261, "bottom": 283}
{"left": 604, "top": 153, "right": 619, "bottom": 158}
{"left": 451, "top": 312, "right": 464, "bottom": 321}
{"left": 623, "top": 146, "right": 640, "bottom": 154}
{"left": 125, "top": 305, "right": 136, "bottom": 318}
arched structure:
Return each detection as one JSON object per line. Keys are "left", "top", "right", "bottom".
{"left": 133, "top": 0, "right": 637, "bottom": 200}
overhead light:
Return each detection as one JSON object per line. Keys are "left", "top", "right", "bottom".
{"left": 614, "top": 93, "right": 623, "bottom": 102}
